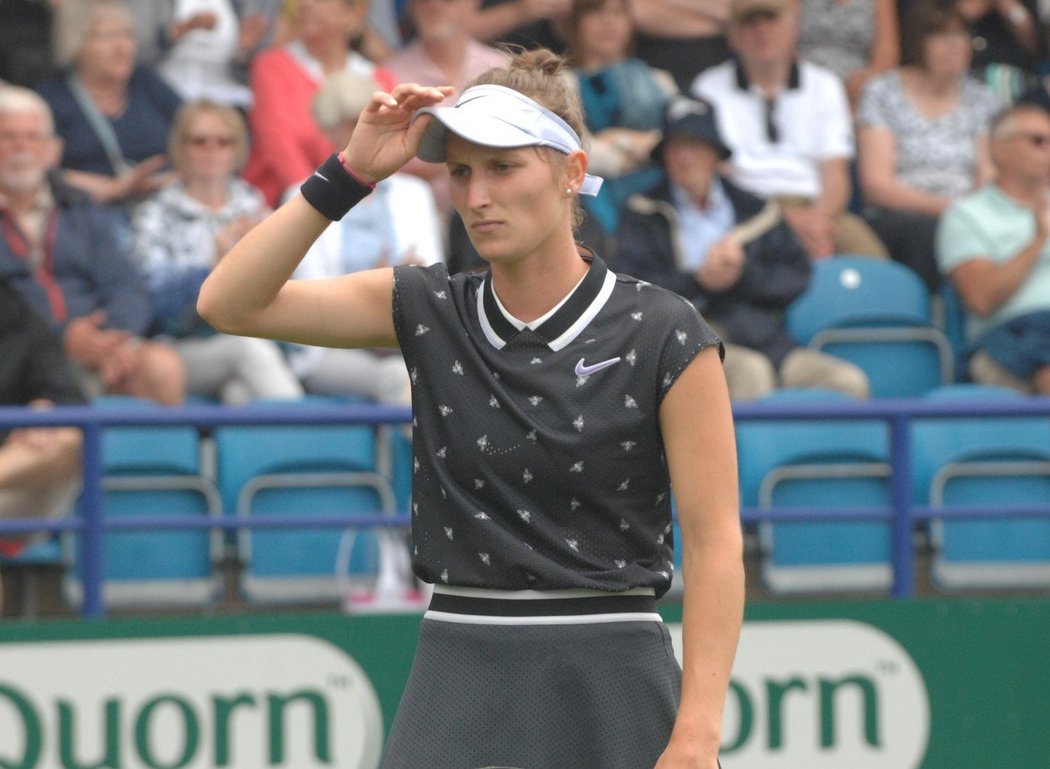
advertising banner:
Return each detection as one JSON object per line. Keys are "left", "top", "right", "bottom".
{"left": 0, "top": 599, "right": 1048, "bottom": 768}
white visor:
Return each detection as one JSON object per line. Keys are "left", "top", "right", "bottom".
{"left": 413, "top": 84, "right": 604, "bottom": 196}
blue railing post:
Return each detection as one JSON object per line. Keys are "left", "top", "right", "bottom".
{"left": 888, "top": 413, "right": 914, "bottom": 597}
{"left": 79, "top": 421, "right": 106, "bottom": 619}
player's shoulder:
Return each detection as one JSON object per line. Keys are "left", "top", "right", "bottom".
{"left": 393, "top": 262, "right": 482, "bottom": 311}
{"left": 612, "top": 271, "right": 703, "bottom": 320}
{"left": 395, "top": 262, "right": 451, "bottom": 291}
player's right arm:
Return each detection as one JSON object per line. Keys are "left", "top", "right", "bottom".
{"left": 197, "top": 83, "right": 452, "bottom": 349}
{"left": 198, "top": 195, "right": 398, "bottom": 348}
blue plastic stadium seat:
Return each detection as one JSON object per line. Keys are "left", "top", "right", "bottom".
{"left": 736, "top": 389, "right": 893, "bottom": 594}
{"left": 213, "top": 397, "right": 397, "bottom": 604}
{"left": 63, "top": 396, "right": 223, "bottom": 610}
{"left": 786, "top": 257, "right": 954, "bottom": 396}
{"left": 936, "top": 282, "right": 971, "bottom": 382}
{"left": 910, "top": 385, "right": 1050, "bottom": 590}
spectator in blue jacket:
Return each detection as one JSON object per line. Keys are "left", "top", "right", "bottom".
{"left": 0, "top": 85, "right": 185, "bottom": 404}
{"left": 616, "top": 94, "right": 869, "bottom": 400}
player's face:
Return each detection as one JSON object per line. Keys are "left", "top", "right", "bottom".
{"left": 446, "top": 136, "right": 572, "bottom": 265}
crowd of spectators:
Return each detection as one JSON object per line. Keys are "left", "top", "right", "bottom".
{"left": 1, "top": 0, "right": 1050, "bottom": 420}
{"left": 2, "top": 0, "right": 1050, "bottom": 618}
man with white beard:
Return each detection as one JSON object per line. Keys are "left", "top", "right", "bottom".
{"left": 0, "top": 86, "right": 185, "bottom": 405}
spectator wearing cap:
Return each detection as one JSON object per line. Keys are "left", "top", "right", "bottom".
{"left": 615, "top": 94, "right": 870, "bottom": 400}
{"left": 690, "top": 0, "right": 889, "bottom": 262}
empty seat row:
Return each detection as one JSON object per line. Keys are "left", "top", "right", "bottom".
{"left": 29, "top": 381, "right": 1050, "bottom": 613}
{"left": 59, "top": 396, "right": 412, "bottom": 612}
{"left": 733, "top": 385, "right": 1050, "bottom": 595}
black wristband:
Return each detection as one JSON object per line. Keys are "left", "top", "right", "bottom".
{"left": 300, "top": 154, "right": 373, "bottom": 220}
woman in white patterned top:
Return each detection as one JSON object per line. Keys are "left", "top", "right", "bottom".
{"left": 198, "top": 49, "right": 742, "bottom": 769}
{"left": 131, "top": 99, "right": 303, "bottom": 403}
{"left": 856, "top": 0, "right": 1001, "bottom": 291}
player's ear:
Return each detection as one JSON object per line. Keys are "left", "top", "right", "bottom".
{"left": 564, "top": 150, "right": 587, "bottom": 195}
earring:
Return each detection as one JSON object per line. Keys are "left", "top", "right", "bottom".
{"left": 566, "top": 188, "right": 575, "bottom": 195}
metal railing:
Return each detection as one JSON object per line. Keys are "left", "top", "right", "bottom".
{"left": 1, "top": 397, "right": 1049, "bottom": 618}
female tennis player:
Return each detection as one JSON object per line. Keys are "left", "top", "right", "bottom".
{"left": 198, "top": 48, "right": 744, "bottom": 769}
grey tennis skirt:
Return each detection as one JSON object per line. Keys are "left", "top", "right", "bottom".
{"left": 379, "top": 587, "right": 682, "bottom": 769}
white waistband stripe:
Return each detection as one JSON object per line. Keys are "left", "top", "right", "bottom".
{"left": 430, "top": 585, "right": 657, "bottom": 600}
{"left": 423, "top": 610, "right": 665, "bottom": 626}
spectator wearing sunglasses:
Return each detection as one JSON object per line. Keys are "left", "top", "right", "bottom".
{"left": 690, "top": 0, "right": 888, "bottom": 262}
{"left": 937, "top": 102, "right": 1050, "bottom": 396}
{"left": 856, "top": 0, "right": 999, "bottom": 292}
{"left": 129, "top": 99, "right": 303, "bottom": 404}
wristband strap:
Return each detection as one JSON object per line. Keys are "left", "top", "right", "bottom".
{"left": 300, "top": 153, "right": 374, "bottom": 220}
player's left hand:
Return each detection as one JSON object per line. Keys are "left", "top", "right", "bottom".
{"left": 652, "top": 731, "right": 721, "bottom": 769}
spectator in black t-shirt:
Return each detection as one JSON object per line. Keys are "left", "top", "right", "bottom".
{"left": 0, "top": 0, "right": 57, "bottom": 88}
{"left": 0, "top": 279, "right": 85, "bottom": 615}
{"left": 955, "top": 0, "right": 1044, "bottom": 102}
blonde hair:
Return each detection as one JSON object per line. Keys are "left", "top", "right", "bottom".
{"left": 468, "top": 48, "right": 589, "bottom": 230}
{"left": 311, "top": 71, "right": 376, "bottom": 132}
{"left": 0, "top": 86, "right": 55, "bottom": 135}
{"left": 167, "top": 100, "right": 250, "bottom": 173}
{"left": 52, "top": 0, "right": 136, "bottom": 69}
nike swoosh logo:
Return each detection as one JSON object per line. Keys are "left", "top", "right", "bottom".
{"left": 313, "top": 171, "right": 330, "bottom": 182}
{"left": 575, "top": 357, "right": 621, "bottom": 377}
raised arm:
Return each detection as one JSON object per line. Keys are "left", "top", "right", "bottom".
{"left": 655, "top": 345, "right": 744, "bottom": 769}
{"left": 197, "top": 84, "right": 452, "bottom": 349}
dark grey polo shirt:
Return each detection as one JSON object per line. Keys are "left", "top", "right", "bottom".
{"left": 393, "top": 254, "right": 721, "bottom": 596}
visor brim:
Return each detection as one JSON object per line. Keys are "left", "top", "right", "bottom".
{"left": 415, "top": 107, "right": 548, "bottom": 162}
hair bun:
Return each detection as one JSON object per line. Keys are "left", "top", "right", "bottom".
{"left": 507, "top": 47, "right": 568, "bottom": 78}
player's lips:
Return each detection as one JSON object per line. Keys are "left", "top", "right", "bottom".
{"left": 470, "top": 219, "right": 504, "bottom": 234}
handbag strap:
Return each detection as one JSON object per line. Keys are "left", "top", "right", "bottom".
{"left": 66, "top": 73, "right": 132, "bottom": 176}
